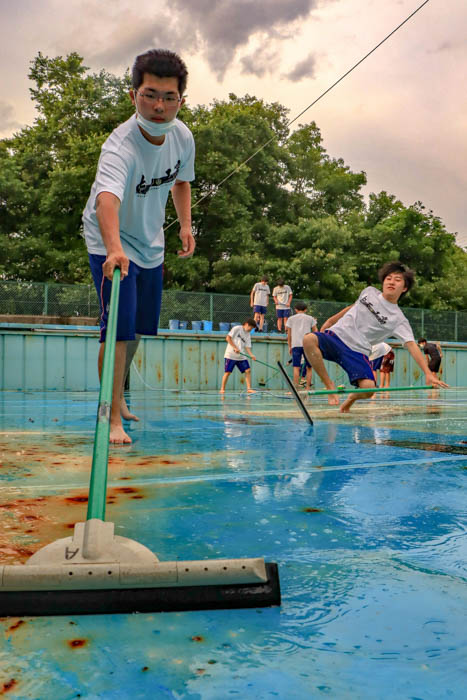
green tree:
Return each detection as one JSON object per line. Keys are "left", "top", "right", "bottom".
{"left": 0, "top": 52, "right": 132, "bottom": 282}
{"left": 1, "top": 51, "right": 465, "bottom": 314}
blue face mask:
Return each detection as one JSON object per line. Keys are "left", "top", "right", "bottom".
{"left": 135, "top": 108, "right": 177, "bottom": 137}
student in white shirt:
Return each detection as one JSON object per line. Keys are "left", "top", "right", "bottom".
{"left": 83, "top": 49, "right": 195, "bottom": 444}
{"left": 220, "top": 319, "right": 257, "bottom": 394}
{"left": 369, "top": 342, "right": 392, "bottom": 382}
{"left": 250, "top": 276, "right": 270, "bottom": 332}
{"left": 302, "top": 262, "right": 448, "bottom": 412}
{"left": 286, "top": 302, "right": 318, "bottom": 390}
{"left": 272, "top": 278, "right": 293, "bottom": 333}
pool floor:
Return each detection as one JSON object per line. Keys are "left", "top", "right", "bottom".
{"left": 0, "top": 388, "right": 466, "bottom": 699}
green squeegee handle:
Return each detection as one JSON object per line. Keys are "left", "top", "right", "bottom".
{"left": 86, "top": 267, "right": 121, "bottom": 521}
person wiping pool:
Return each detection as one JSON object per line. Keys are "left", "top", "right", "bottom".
{"left": 302, "top": 261, "right": 449, "bottom": 412}
{"left": 83, "top": 49, "right": 196, "bottom": 443}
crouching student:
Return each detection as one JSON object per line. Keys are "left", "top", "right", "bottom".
{"left": 369, "top": 342, "right": 392, "bottom": 382}
{"left": 286, "top": 302, "right": 318, "bottom": 390}
{"left": 220, "top": 319, "right": 257, "bottom": 394}
{"left": 302, "top": 261, "right": 449, "bottom": 412}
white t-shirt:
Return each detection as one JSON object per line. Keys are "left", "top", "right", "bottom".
{"left": 272, "top": 285, "right": 292, "bottom": 309}
{"left": 331, "top": 286, "right": 414, "bottom": 355}
{"left": 252, "top": 283, "right": 270, "bottom": 307}
{"left": 369, "top": 342, "right": 392, "bottom": 361}
{"left": 224, "top": 325, "right": 252, "bottom": 360}
{"left": 286, "top": 313, "right": 317, "bottom": 348}
{"left": 82, "top": 115, "right": 195, "bottom": 268}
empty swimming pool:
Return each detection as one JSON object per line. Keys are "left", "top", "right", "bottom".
{"left": 0, "top": 388, "right": 466, "bottom": 699}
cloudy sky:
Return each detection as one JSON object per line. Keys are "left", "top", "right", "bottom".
{"left": 1, "top": 0, "right": 466, "bottom": 247}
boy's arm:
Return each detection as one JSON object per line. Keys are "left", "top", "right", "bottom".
{"left": 287, "top": 327, "right": 292, "bottom": 352}
{"left": 245, "top": 346, "right": 256, "bottom": 361}
{"left": 436, "top": 341, "right": 443, "bottom": 357}
{"left": 226, "top": 335, "right": 240, "bottom": 353}
{"left": 405, "top": 341, "right": 449, "bottom": 388}
{"left": 171, "top": 180, "right": 195, "bottom": 258}
{"left": 288, "top": 294, "right": 292, "bottom": 307}
{"left": 320, "top": 304, "right": 353, "bottom": 332}
{"left": 250, "top": 286, "right": 255, "bottom": 306}
{"left": 96, "top": 192, "right": 129, "bottom": 280}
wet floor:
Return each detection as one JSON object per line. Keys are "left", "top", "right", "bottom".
{"left": 0, "top": 388, "right": 466, "bottom": 699}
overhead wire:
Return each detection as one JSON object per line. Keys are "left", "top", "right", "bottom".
{"left": 165, "top": 0, "right": 431, "bottom": 232}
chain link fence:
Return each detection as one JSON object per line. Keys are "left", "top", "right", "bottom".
{"left": 0, "top": 280, "right": 466, "bottom": 341}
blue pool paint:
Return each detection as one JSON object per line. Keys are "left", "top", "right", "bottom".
{"left": 0, "top": 389, "right": 466, "bottom": 698}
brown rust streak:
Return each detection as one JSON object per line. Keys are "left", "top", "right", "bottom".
{"left": 0, "top": 679, "right": 17, "bottom": 695}
{"left": 7, "top": 619, "right": 25, "bottom": 633}
{"left": 68, "top": 638, "right": 88, "bottom": 649}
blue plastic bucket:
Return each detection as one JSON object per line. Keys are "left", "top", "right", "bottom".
{"left": 169, "top": 319, "right": 179, "bottom": 330}
{"left": 219, "top": 322, "right": 230, "bottom": 332}
{"left": 191, "top": 321, "right": 202, "bottom": 331}
{"left": 179, "top": 321, "right": 188, "bottom": 330}
{"left": 202, "top": 320, "right": 213, "bottom": 332}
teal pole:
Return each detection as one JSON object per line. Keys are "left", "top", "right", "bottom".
{"left": 238, "top": 351, "right": 277, "bottom": 371}
{"left": 308, "top": 384, "right": 434, "bottom": 396}
{"left": 86, "top": 268, "right": 121, "bottom": 521}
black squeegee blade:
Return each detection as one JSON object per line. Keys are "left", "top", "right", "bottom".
{"left": 0, "top": 563, "right": 280, "bottom": 617}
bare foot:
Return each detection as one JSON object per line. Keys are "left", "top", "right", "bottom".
{"left": 247, "top": 389, "right": 256, "bottom": 393}
{"left": 120, "top": 396, "right": 139, "bottom": 422}
{"left": 327, "top": 394, "right": 340, "bottom": 406}
{"left": 339, "top": 396, "right": 355, "bottom": 413}
{"left": 109, "top": 423, "right": 132, "bottom": 444}
{"left": 219, "top": 389, "right": 225, "bottom": 394}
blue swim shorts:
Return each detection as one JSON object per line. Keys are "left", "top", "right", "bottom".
{"left": 313, "top": 330, "right": 374, "bottom": 386}
{"left": 89, "top": 254, "right": 163, "bottom": 343}
{"left": 224, "top": 359, "right": 250, "bottom": 373}
{"left": 292, "top": 347, "right": 311, "bottom": 369}
{"left": 276, "top": 308, "right": 291, "bottom": 319}
{"left": 253, "top": 305, "right": 267, "bottom": 314}
{"left": 370, "top": 356, "right": 383, "bottom": 371}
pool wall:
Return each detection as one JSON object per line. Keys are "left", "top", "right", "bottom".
{"left": 1, "top": 325, "right": 466, "bottom": 391}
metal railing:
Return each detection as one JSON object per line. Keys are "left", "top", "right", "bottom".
{"left": 0, "top": 280, "right": 466, "bottom": 341}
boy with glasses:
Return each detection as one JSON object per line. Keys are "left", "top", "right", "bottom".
{"left": 83, "top": 49, "right": 195, "bottom": 443}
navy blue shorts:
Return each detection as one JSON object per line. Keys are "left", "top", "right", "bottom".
{"left": 224, "top": 358, "right": 250, "bottom": 373}
{"left": 89, "top": 254, "right": 163, "bottom": 343}
{"left": 276, "top": 308, "right": 291, "bottom": 319}
{"left": 370, "top": 356, "right": 383, "bottom": 371}
{"left": 313, "top": 330, "right": 374, "bottom": 386}
{"left": 253, "top": 305, "right": 267, "bottom": 314}
{"left": 292, "top": 347, "right": 311, "bottom": 369}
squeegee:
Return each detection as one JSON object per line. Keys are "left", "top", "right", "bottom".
{"left": 0, "top": 268, "right": 280, "bottom": 616}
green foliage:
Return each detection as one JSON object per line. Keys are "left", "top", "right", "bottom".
{"left": 0, "top": 52, "right": 132, "bottom": 283}
{"left": 1, "top": 51, "right": 466, "bottom": 311}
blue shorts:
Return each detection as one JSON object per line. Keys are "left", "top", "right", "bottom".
{"left": 370, "top": 356, "right": 383, "bottom": 371}
{"left": 253, "top": 305, "right": 267, "bottom": 314}
{"left": 276, "top": 308, "right": 291, "bottom": 319}
{"left": 292, "top": 347, "right": 311, "bottom": 369}
{"left": 314, "top": 330, "right": 374, "bottom": 386}
{"left": 89, "top": 254, "right": 163, "bottom": 343}
{"left": 224, "top": 359, "right": 250, "bottom": 373}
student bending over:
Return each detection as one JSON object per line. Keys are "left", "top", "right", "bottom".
{"left": 220, "top": 319, "right": 257, "bottom": 394}
{"left": 302, "top": 262, "right": 448, "bottom": 412}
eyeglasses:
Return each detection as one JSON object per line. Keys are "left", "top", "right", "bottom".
{"left": 135, "top": 89, "right": 181, "bottom": 105}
